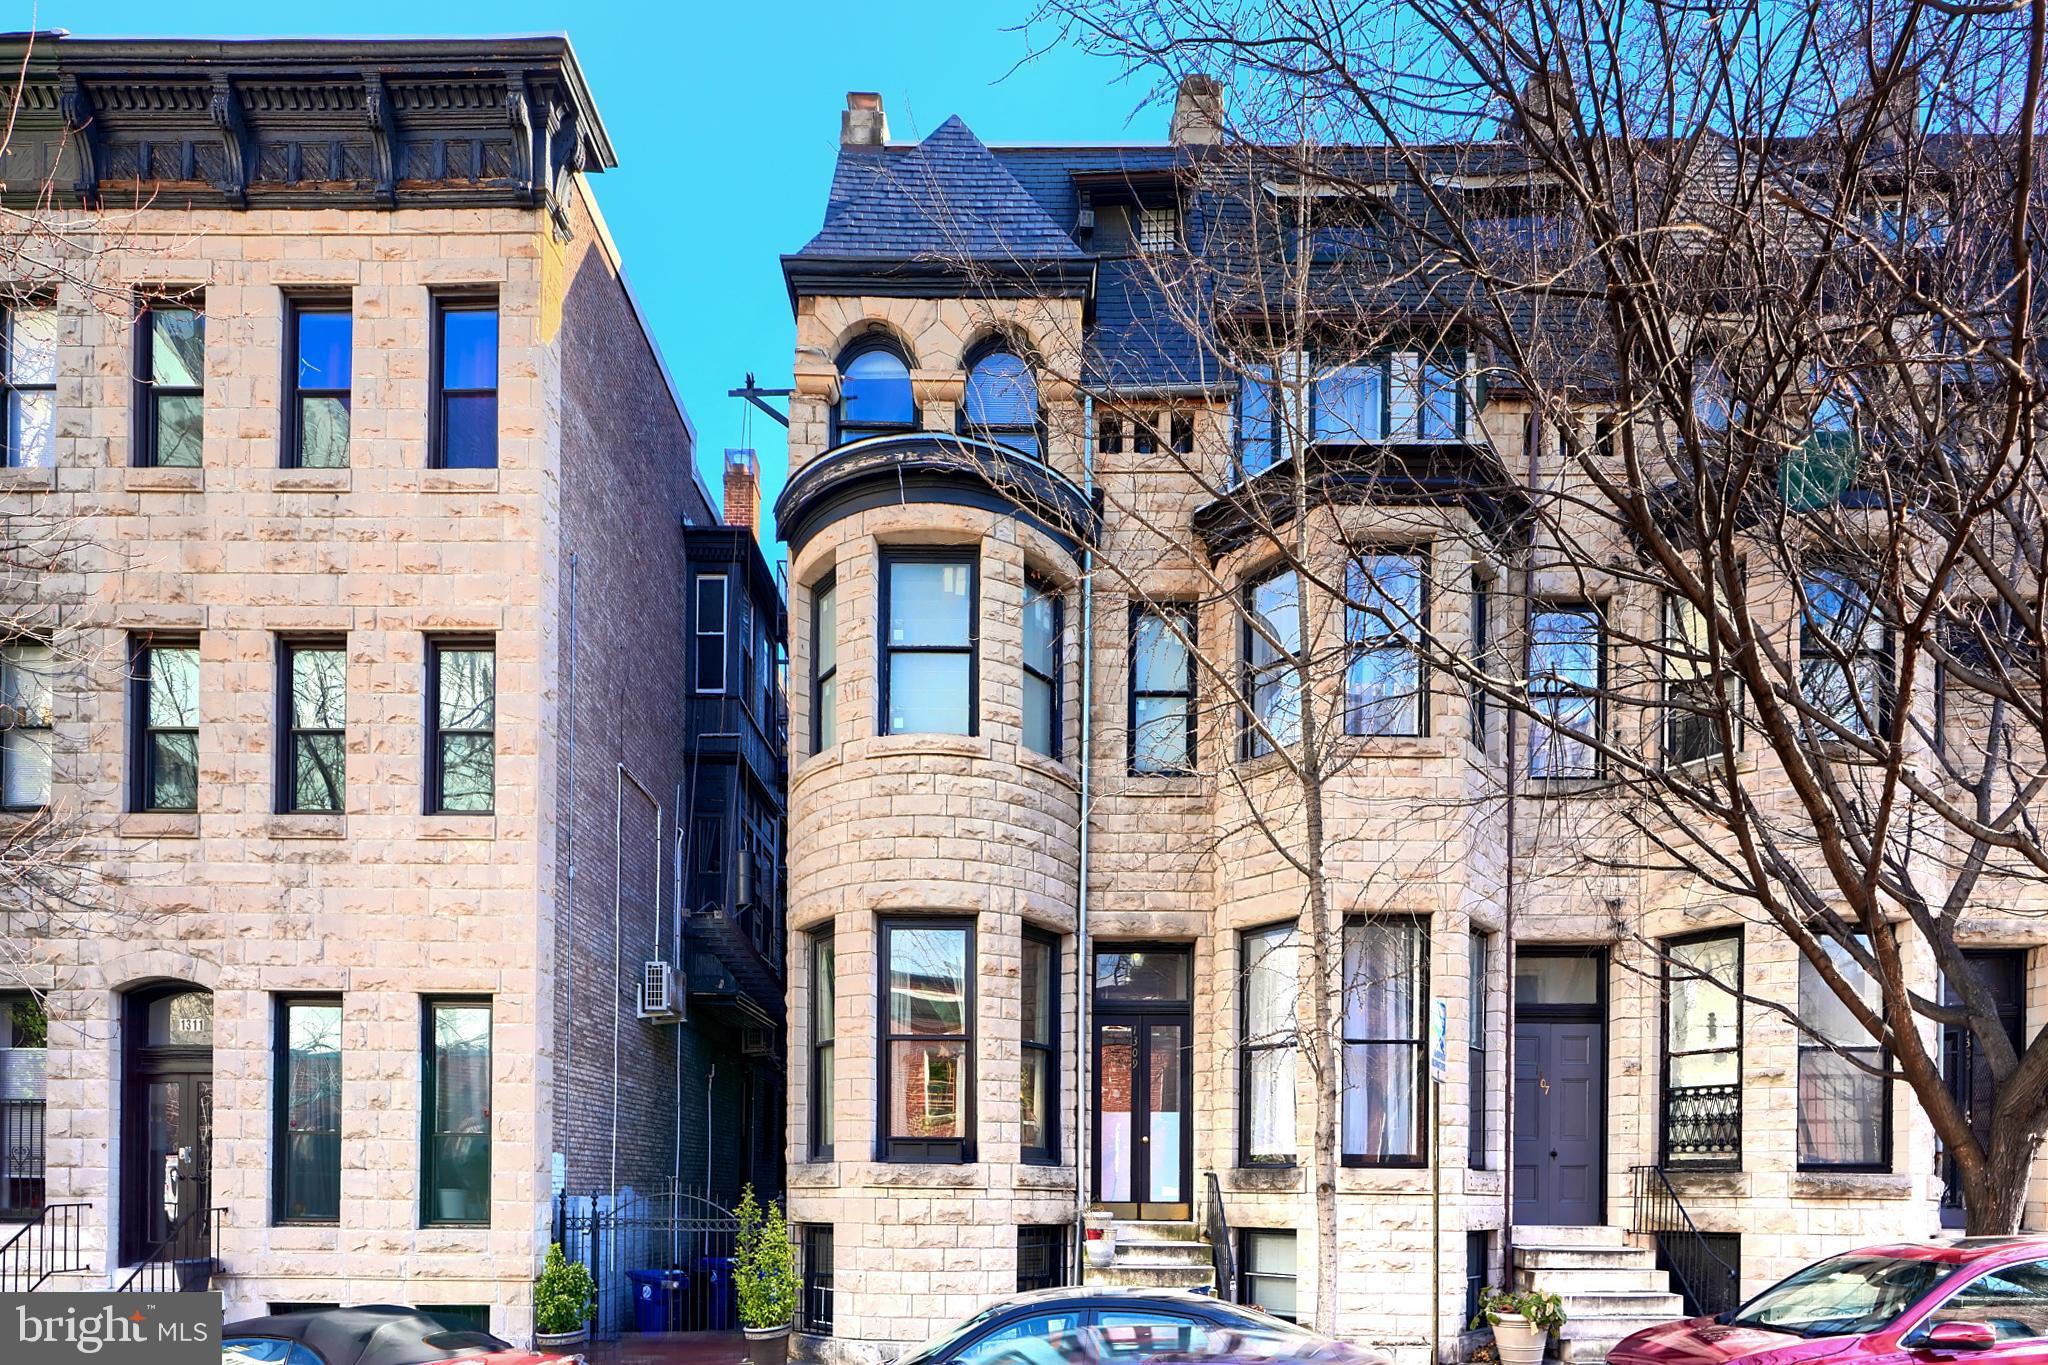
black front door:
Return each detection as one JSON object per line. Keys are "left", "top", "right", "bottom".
{"left": 1941, "top": 951, "right": 2025, "bottom": 1228}
{"left": 1093, "top": 947, "right": 1192, "bottom": 1221}
{"left": 1513, "top": 951, "right": 1605, "bottom": 1227}
{"left": 121, "top": 987, "right": 214, "bottom": 1266}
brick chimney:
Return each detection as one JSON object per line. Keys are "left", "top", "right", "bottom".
{"left": 842, "top": 91, "right": 888, "bottom": 147}
{"left": 723, "top": 448, "right": 759, "bottom": 536}
{"left": 1169, "top": 74, "right": 1225, "bottom": 145}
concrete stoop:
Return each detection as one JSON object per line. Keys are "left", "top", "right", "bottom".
{"left": 1511, "top": 1226, "right": 1686, "bottom": 1365}
{"left": 1083, "top": 1217, "right": 1218, "bottom": 1293}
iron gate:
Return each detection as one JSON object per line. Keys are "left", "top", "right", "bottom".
{"left": 554, "top": 1182, "right": 740, "bottom": 1340}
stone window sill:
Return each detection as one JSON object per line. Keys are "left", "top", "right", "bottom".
{"left": 126, "top": 467, "right": 205, "bottom": 494}
{"left": 1121, "top": 774, "right": 1205, "bottom": 798}
{"left": 420, "top": 814, "right": 496, "bottom": 840}
{"left": 0, "top": 467, "right": 55, "bottom": 493}
{"left": 862, "top": 1164, "right": 985, "bottom": 1190}
{"left": 121, "top": 811, "right": 201, "bottom": 840}
{"left": 269, "top": 468, "right": 352, "bottom": 494}
{"left": 1017, "top": 748, "right": 1081, "bottom": 792}
{"left": 421, "top": 468, "right": 499, "bottom": 494}
{"left": 1793, "top": 1170, "right": 1913, "bottom": 1200}
{"left": 1226, "top": 1165, "right": 1304, "bottom": 1193}
{"left": 264, "top": 813, "right": 346, "bottom": 839}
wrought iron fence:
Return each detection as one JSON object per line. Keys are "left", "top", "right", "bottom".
{"left": 0, "top": 1099, "right": 44, "bottom": 1217}
{"left": 1204, "top": 1172, "right": 1237, "bottom": 1304}
{"left": 1663, "top": 1085, "right": 1741, "bottom": 1166}
{"left": 1629, "top": 1166, "right": 1740, "bottom": 1319}
{"left": 555, "top": 1182, "right": 740, "bottom": 1340}
{"left": 117, "top": 1204, "right": 222, "bottom": 1293}
{"left": 0, "top": 1201, "right": 88, "bottom": 1292}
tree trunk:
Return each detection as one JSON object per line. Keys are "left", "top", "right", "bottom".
{"left": 1300, "top": 761, "right": 1340, "bottom": 1336}
{"left": 1967, "top": 1093, "right": 2048, "bottom": 1235}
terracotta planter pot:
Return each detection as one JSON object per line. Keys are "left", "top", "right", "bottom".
{"left": 745, "top": 1324, "right": 792, "bottom": 1365}
{"left": 535, "top": 1326, "right": 590, "bottom": 1352}
{"left": 1490, "top": 1314, "right": 1548, "bottom": 1365}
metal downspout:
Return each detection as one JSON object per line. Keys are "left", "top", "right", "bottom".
{"left": 1074, "top": 391, "right": 1097, "bottom": 1277}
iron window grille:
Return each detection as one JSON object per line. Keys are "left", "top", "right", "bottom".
{"left": 0, "top": 993, "right": 46, "bottom": 1217}
{"left": 2, "top": 300, "right": 56, "bottom": 468}
{"left": 1017, "top": 1224, "right": 1069, "bottom": 1292}
{"left": 426, "top": 640, "right": 495, "bottom": 814}
{"left": 798, "top": 1224, "right": 834, "bottom": 1334}
{"left": 130, "top": 637, "right": 200, "bottom": 813}
{"left": 279, "top": 639, "right": 346, "bottom": 814}
{"left": 1129, "top": 603, "right": 1196, "bottom": 775}
{"left": 135, "top": 297, "right": 205, "bottom": 468}
{"left": 1661, "top": 929, "right": 1744, "bottom": 1169}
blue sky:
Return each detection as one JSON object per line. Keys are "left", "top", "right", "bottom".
{"left": 44, "top": 1, "right": 1160, "bottom": 554}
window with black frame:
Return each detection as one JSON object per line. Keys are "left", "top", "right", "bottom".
{"left": 1341, "top": 917, "right": 1428, "bottom": 1165}
{"left": 1023, "top": 574, "right": 1062, "bottom": 759}
{"left": 422, "top": 998, "right": 490, "bottom": 1226}
{"left": 138, "top": 298, "right": 204, "bottom": 468}
{"left": 1528, "top": 605, "right": 1603, "bottom": 779}
{"left": 879, "top": 919, "right": 973, "bottom": 1162}
{"left": 132, "top": 638, "right": 199, "bottom": 813}
{"left": 962, "top": 345, "right": 1040, "bottom": 458}
{"left": 799, "top": 1224, "right": 834, "bottom": 1335}
{"left": 286, "top": 302, "right": 351, "bottom": 469}
{"left": 0, "top": 993, "right": 46, "bottom": 1217}
{"left": 1130, "top": 604, "right": 1195, "bottom": 775}
{"left": 1345, "top": 552, "right": 1427, "bottom": 736}
{"left": 274, "top": 996, "right": 341, "bottom": 1224}
{"left": 1239, "top": 1230, "right": 1298, "bottom": 1322}
{"left": 1800, "top": 569, "right": 1888, "bottom": 740}
{"left": 3, "top": 299, "right": 55, "bottom": 469}
{"left": 1017, "top": 1225, "right": 1068, "bottom": 1292}
{"left": 1665, "top": 595, "right": 1733, "bottom": 764}
{"left": 696, "top": 574, "right": 728, "bottom": 695}
{"left": 1663, "top": 930, "right": 1743, "bottom": 1168}
{"left": 1313, "top": 350, "right": 1464, "bottom": 443}
{"left": 811, "top": 573, "right": 838, "bottom": 753}
{"left": 1240, "top": 923, "right": 1298, "bottom": 1167}
{"left": 810, "top": 931, "right": 835, "bottom": 1160}
{"left": 1236, "top": 364, "right": 1278, "bottom": 477}
{"left": 0, "top": 639, "right": 53, "bottom": 812}
{"left": 280, "top": 640, "right": 346, "bottom": 814}
{"left": 881, "top": 551, "right": 976, "bottom": 737}
{"left": 432, "top": 300, "right": 497, "bottom": 469}
{"left": 835, "top": 341, "right": 917, "bottom": 445}
{"left": 1243, "top": 570, "right": 1302, "bottom": 759}
{"left": 1468, "top": 932, "right": 1489, "bottom": 1168}
{"left": 427, "top": 641, "right": 494, "bottom": 814}
{"left": 1468, "top": 576, "right": 1490, "bottom": 750}
{"left": 1021, "top": 931, "right": 1057, "bottom": 1164}
{"left": 1797, "top": 936, "right": 1889, "bottom": 1170}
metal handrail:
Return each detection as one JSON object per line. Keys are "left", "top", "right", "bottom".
{"left": 117, "top": 1204, "right": 223, "bottom": 1294}
{"left": 1203, "top": 1172, "right": 1237, "bottom": 1303}
{"left": 1629, "top": 1166, "right": 1740, "bottom": 1317}
{"left": 0, "top": 1201, "right": 89, "bottom": 1292}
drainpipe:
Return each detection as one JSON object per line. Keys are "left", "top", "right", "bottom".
{"left": 1073, "top": 392, "right": 1097, "bottom": 1277}
{"left": 564, "top": 551, "right": 579, "bottom": 1192}
{"left": 1500, "top": 408, "right": 1540, "bottom": 1276}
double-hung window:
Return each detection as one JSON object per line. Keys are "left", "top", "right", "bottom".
{"left": 1800, "top": 569, "right": 1887, "bottom": 739}
{"left": 1314, "top": 361, "right": 1384, "bottom": 442}
{"left": 432, "top": 300, "right": 498, "bottom": 469}
{"left": 1239, "top": 1231, "right": 1299, "bottom": 1322}
{"left": 286, "top": 302, "right": 351, "bottom": 468}
{"left": 1021, "top": 930, "right": 1057, "bottom": 1163}
{"left": 879, "top": 918, "right": 974, "bottom": 1162}
{"left": 810, "top": 931, "right": 835, "bottom": 1159}
{"left": 274, "top": 996, "right": 342, "bottom": 1224}
{"left": 1346, "top": 552, "right": 1427, "bottom": 736}
{"left": 1468, "top": 932, "right": 1489, "bottom": 1168}
{"left": 0, "top": 640, "right": 53, "bottom": 810}
{"left": 835, "top": 343, "right": 916, "bottom": 445}
{"left": 695, "top": 574, "right": 729, "bottom": 695}
{"left": 1023, "top": 574, "right": 1062, "bottom": 758}
{"left": 138, "top": 300, "right": 204, "bottom": 468}
{"left": 1469, "top": 576, "right": 1491, "bottom": 749}
{"left": 427, "top": 642, "right": 494, "bottom": 814}
{"left": 1341, "top": 916, "right": 1428, "bottom": 1165}
{"left": 1797, "top": 935, "right": 1889, "bottom": 1170}
{"left": 280, "top": 641, "right": 346, "bottom": 814}
{"left": 132, "top": 638, "right": 199, "bottom": 812}
{"left": 1240, "top": 923, "right": 1298, "bottom": 1166}
{"left": 1236, "top": 365, "right": 1278, "bottom": 477}
{"left": 3, "top": 301, "right": 55, "bottom": 468}
{"left": 811, "top": 573, "right": 838, "bottom": 752}
{"left": 1663, "top": 930, "right": 1743, "bottom": 1168}
{"left": 881, "top": 551, "right": 976, "bottom": 737}
{"left": 422, "top": 998, "right": 491, "bottom": 1225}
{"left": 1130, "top": 604, "right": 1196, "bottom": 774}
{"left": 1665, "top": 595, "right": 1732, "bottom": 764}
{"left": 1528, "top": 605, "right": 1603, "bottom": 778}
{"left": 1243, "top": 570, "right": 1302, "bottom": 759}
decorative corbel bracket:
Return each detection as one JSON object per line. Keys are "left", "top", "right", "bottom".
{"left": 504, "top": 71, "right": 535, "bottom": 199}
{"left": 59, "top": 75, "right": 102, "bottom": 207}
{"left": 545, "top": 100, "right": 583, "bottom": 238}
{"left": 209, "top": 75, "right": 254, "bottom": 205}
{"left": 363, "top": 72, "right": 395, "bottom": 206}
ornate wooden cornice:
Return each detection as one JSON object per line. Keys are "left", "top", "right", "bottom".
{"left": 0, "top": 34, "right": 616, "bottom": 226}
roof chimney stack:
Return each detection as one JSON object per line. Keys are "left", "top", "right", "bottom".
{"left": 723, "top": 448, "right": 759, "bottom": 536}
{"left": 842, "top": 91, "right": 888, "bottom": 147}
{"left": 1169, "top": 74, "right": 1226, "bottom": 145}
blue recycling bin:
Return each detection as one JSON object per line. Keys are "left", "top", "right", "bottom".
{"left": 627, "top": 1267, "right": 689, "bottom": 1333}
{"left": 694, "top": 1255, "right": 737, "bottom": 1331}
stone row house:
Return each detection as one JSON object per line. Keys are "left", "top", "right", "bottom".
{"left": 0, "top": 34, "right": 787, "bottom": 1337}
{"left": 772, "top": 83, "right": 2048, "bottom": 1365}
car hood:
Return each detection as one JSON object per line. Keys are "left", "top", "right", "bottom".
{"left": 1608, "top": 1318, "right": 1859, "bottom": 1365}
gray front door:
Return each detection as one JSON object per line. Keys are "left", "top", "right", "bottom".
{"left": 1513, "top": 951, "right": 1605, "bottom": 1227}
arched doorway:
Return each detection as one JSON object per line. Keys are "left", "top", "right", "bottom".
{"left": 119, "top": 984, "right": 213, "bottom": 1266}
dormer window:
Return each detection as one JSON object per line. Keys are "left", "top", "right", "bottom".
{"left": 1312, "top": 350, "right": 1465, "bottom": 444}
{"left": 1137, "top": 204, "right": 1180, "bottom": 253}
{"left": 836, "top": 341, "right": 916, "bottom": 445}
{"left": 1862, "top": 195, "right": 1948, "bottom": 249}
{"left": 962, "top": 344, "right": 1040, "bottom": 459}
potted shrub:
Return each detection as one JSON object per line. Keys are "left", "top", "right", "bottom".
{"left": 534, "top": 1242, "right": 596, "bottom": 1350}
{"left": 735, "top": 1184, "right": 800, "bottom": 1365}
{"left": 1472, "top": 1286, "right": 1564, "bottom": 1365}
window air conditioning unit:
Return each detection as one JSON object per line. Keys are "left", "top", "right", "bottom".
{"left": 739, "top": 1026, "right": 774, "bottom": 1058}
{"left": 638, "top": 960, "right": 682, "bottom": 1022}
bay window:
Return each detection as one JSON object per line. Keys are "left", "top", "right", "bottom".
{"left": 1341, "top": 916, "right": 1428, "bottom": 1165}
{"left": 1662, "top": 930, "right": 1742, "bottom": 1168}
{"left": 1345, "top": 552, "right": 1427, "bottom": 736}
{"left": 1528, "top": 605, "right": 1603, "bottom": 778}
{"left": 1240, "top": 923, "right": 1298, "bottom": 1166}
{"left": 882, "top": 551, "right": 977, "bottom": 736}
{"left": 810, "top": 931, "right": 835, "bottom": 1159}
{"left": 811, "top": 573, "right": 838, "bottom": 752}
{"left": 1313, "top": 350, "right": 1464, "bottom": 443}
{"left": 1021, "top": 930, "right": 1057, "bottom": 1163}
{"left": 1023, "top": 574, "right": 1061, "bottom": 758}
{"left": 1797, "top": 936, "right": 1889, "bottom": 1170}
{"left": 880, "top": 918, "right": 974, "bottom": 1162}
{"left": 1243, "top": 570, "right": 1302, "bottom": 759}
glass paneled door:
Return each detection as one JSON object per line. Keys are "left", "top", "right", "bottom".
{"left": 1093, "top": 947, "right": 1192, "bottom": 1220}
{"left": 121, "top": 988, "right": 214, "bottom": 1267}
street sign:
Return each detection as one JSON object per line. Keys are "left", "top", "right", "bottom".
{"left": 1429, "top": 997, "right": 1450, "bottom": 1082}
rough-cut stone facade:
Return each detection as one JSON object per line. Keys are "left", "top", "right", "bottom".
{"left": 2, "top": 37, "right": 720, "bottom": 1338}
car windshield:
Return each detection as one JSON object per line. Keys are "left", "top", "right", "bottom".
{"left": 1727, "top": 1254, "right": 1956, "bottom": 1338}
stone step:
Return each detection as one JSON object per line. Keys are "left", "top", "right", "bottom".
{"left": 1113, "top": 1240, "right": 1213, "bottom": 1266}
{"left": 1083, "top": 1262, "right": 1218, "bottom": 1291}
{"left": 1515, "top": 1244, "right": 1660, "bottom": 1273}
{"left": 1513, "top": 1224, "right": 1630, "bottom": 1247}
{"left": 1513, "top": 1264, "right": 1670, "bottom": 1293}
{"left": 1554, "top": 1289, "right": 1687, "bottom": 1320}
{"left": 1111, "top": 1219, "right": 1203, "bottom": 1242}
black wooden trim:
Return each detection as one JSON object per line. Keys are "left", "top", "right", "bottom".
{"left": 1021, "top": 927, "right": 1060, "bottom": 1165}
{"left": 877, "top": 548, "right": 979, "bottom": 740}
{"left": 876, "top": 916, "right": 977, "bottom": 1164}
{"left": 1128, "top": 600, "right": 1197, "bottom": 776}
{"left": 271, "top": 993, "right": 342, "bottom": 1226}
{"left": 1339, "top": 914, "right": 1431, "bottom": 1169}
{"left": 419, "top": 995, "right": 492, "bottom": 1228}
{"left": 1658, "top": 926, "right": 1745, "bottom": 1171}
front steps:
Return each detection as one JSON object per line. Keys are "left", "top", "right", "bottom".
{"left": 1083, "top": 1217, "right": 1217, "bottom": 1293}
{"left": 1513, "top": 1225, "right": 1687, "bottom": 1364}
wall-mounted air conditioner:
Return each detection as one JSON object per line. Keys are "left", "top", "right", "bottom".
{"left": 638, "top": 960, "right": 682, "bottom": 1022}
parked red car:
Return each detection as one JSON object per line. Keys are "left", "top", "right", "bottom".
{"left": 1610, "top": 1238, "right": 2048, "bottom": 1365}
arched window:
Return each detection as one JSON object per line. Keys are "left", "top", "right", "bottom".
{"left": 836, "top": 341, "right": 915, "bottom": 445}
{"left": 963, "top": 345, "right": 1041, "bottom": 459}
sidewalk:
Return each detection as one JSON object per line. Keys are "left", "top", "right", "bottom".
{"left": 581, "top": 1332, "right": 748, "bottom": 1365}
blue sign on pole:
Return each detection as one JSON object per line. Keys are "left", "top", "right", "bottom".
{"left": 1429, "top": 998, "right": 1450, "bottom": 1082}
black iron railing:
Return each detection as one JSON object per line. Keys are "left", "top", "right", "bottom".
{"left": 0, "top": 1098, "right": 45, "bottom": 1217}
{"left": 0, "top": 1201, "right": 88, "bottom": 1292}
{"left": 117, "top": 1204, "right": 222, "bottom": 1293}
{"left": 555, "top": 1182, "right": 740, "bottom": 1340}
{"left": 1204, "top": 1172, "right": 1237, "bottom": 1303}
{"left": 1630, "top": 1166, "right": 1739, "bottom": 1318}
{"left": 1663, "top": 1085, "right": 1741, "bottom": 1165}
